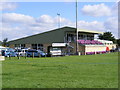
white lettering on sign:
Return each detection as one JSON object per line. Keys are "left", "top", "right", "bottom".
{"left": 52, "top": 43, "right": 67, "bottom": 47}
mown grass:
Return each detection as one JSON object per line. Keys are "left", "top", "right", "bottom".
{"left": 1, "top": 52, "right": 118, "bottom": 88}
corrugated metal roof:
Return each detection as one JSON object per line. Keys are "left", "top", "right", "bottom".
{"left": 9, "top": 26, "right": 103, "bottom": 44}
{"left": 9, "top": 27, "right": 75, "bottom": 44}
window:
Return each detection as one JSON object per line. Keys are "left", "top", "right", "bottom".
{"left": 15, "top": 44, "right": 25, "bottom": 49}
{"left": 38, "top": 44, "right": 43, "bottom": 51}
{"left": 15, "top": 44, "right": 20, "bottom": 47}
{"left": 78, "top": 34, "right": 83, "bottom": 40}
{"left": 83, "top": 34, "right": 87, "bottom": 40}
{"left": 74, "top": 35, "right": 76, "bottom": 41}
{"left": 32, "top": 44, "right": 43, "bottom": 50}
{"left": 21, "top": 44, "right": 25, "bottom": 49}
{"left": 68, "top": 37, "right": 71, "bottom": 42}
{"left": 32, "top": 44, "right": 37, "bottom": 49}
{"left": 52, "top": 48, "right": 61, "bottom": 51}
{"left": 67, "top": 34, "right": 74, "bottom": 42}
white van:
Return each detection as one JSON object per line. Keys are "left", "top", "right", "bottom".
{"left": 50, "top": 48, "right": 62, "bottom": 56}
{"left": 15, "top": 49, "right": 28, "bottom": 56}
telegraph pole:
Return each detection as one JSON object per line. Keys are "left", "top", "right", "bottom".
{"left": 76, "top": 0, "right": 78, "bottom": 55}
{"left": 57, "top": 13, "right": 60, "bottom": 28}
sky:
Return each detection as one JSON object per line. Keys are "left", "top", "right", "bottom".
{"left": 0, "top": 1, "right": 118, "bottom": 41}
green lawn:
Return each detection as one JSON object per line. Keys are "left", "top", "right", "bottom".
{"left": 1, "top": 52, "right": 118, "bottom": 88}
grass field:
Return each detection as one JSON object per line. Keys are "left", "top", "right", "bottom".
{"left": 1, "top": 52, "right": 118, "bottom": 88}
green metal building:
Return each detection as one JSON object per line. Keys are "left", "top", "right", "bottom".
{"left": 9, "top": 26, "right": 103, "bottom": 54}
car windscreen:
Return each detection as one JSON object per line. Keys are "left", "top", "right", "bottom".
{"left": 7, "top": 48, "right": 15, "bottom": 52}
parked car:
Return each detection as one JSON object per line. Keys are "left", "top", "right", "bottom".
{"left": 2, "top": 48, "right": 18, "bottom": 57}
{"left": 50, "top": 48, "right": 62, "bottom": 56}
{"left": 38, "top": 50, "right": 46, "bottom": 57}
{"left": 110, "top": 48, "right": 116, "bottom": 52}
{"left": 15, "top": 49, "right": 28, "bottom": 56}
{"left": 118, "top": 48, "right": 120, "bottom": 52}
{"left": 26, "top": 49, "right": 46, "bottom": 57}
{"left": 110, "top": 48, "right": 120, "bottom": 52}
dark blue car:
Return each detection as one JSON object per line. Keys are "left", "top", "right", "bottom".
{"left": 26, "top": 49, "right": 46, "bottom": 57}
{"left": 2, "top": 48, "right": 18, "bottom": 57}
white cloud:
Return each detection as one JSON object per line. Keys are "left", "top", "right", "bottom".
{"left": 1, "top": 12, "right": 118, "bottom": 41}
{"left": 2, "top": 13, "right": 35, "bottom": 24}
{"left": 38, "top": 15, "right": 54, "bottom": 24}
{"left": 77, "top": 21, "right": 106, "bottom": 32}
{"left": 2, "top": 13, "right": 58, "bottom": 41}
{"left": 104, "top": 17, "right": 118, "bottom": 38}
{"left": 81, "top": 3, "right": 112, "bottom": 17}
{"left": 0, "top": 2, "right": 17, "bottom": 11}
{"left": 104, "top": 17, "right": 118, "bottom": 30}
{"left": 1, "top": 26, "right": 28, "bottom": 40}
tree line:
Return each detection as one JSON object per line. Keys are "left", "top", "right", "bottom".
{"left": 0, "top": 38, "right": 9, "bottom": 47}
{"left": 98, "top": 32, "right": 120, "bottom": 47}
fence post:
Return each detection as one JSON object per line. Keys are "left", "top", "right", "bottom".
{"left": 45, "top": 55, "right": 46, "bottom": 57}
{"left": 39, "top": 53, "right": 41, "bottom": 58}
{"left": 9, "top": 54, "right": 11, "bottom": 60}
{"left": 95, "top": 51, "right": 96, "bottom": 55}
{"left": 25, "top": 53, "right": 27, "bottom": 59}
{"left": 32, "top": 52, "right": 34, "bottom": 58}
{"left": 17, "top": 53, "right": 20, "bottom": 59}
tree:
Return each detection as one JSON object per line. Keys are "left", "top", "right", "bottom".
{"left": 2, "top": 38, "right": 9, "bottom": 47}
{"left": 98, "top": 32, "right": 116, "bottom": 43}
{"left": 116, "top": 39, "right": 120, "bottom": 46}
{"left": 0, "top": 41, "right": 2, "bottom": 46}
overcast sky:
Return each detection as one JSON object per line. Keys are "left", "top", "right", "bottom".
{"left": 0, "top": 1, "right": 118, "bottom": 41}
